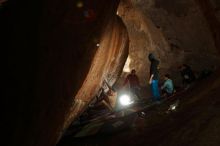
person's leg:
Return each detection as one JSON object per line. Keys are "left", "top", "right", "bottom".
{"left": 150, "top": 82, "right": 155, "bottom": 101}
{"left": 129, "top": 87, "right": 138, "bottom": 101}
{"left": 103, "top": 96, "right": 113, "bottom": 111}
{"left": 151, "top": 80, "right": 160, "bottom": 101}
{"left": 161, "top": 89, "right": 167, "bottom": 97}
{"left": 154, "top": 80, "right": 160, "bottom": 100}
{"left": 133, "top": 87, "right": 142, "bottom": 100}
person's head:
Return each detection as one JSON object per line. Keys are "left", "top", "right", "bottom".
{"left": 148, "top": 53, "right": 155, "bottom": 61}
{"left": 131, "top": 69, "right": 136, "bottom": 74}
{"left": 179, "top": 64, "right": 186, "bottom": 71}
{"left": 164, "top": 74, "right": 170, "bottom": 80}
{"left": 107, "top": 88, "right": 116, "bottom": 95}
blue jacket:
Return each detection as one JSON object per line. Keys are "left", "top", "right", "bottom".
{"left": 161, "top": 79, "right": 174, "bottom": 94}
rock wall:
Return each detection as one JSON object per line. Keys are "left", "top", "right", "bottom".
{"left": 196, "top": 0, "right": 220, "bottom": 55}
{"left": 4, "top": 0, "right": 129, "bottom": 146}
{"left": 118, "top": 0, "right": 220, "bottom": 85}
{"left": 210, "top": 0, "right": 220, "bottom": 21}
{"left": 63, "top": 15, "right": 129, "bottom": 135}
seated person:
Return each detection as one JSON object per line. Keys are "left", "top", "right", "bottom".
{"left": 179, "top": 64, "right": 196, "bottom": 88}
{"left": 161, "top": 74, "right": 174, "bottom": 97}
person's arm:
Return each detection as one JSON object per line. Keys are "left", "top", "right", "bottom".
{"left": 149, "top": 74, "right": 154, "bottom": 84}
{"left": 149, "top": 61, "right": 157, "bottom": 84}
{"left": 104, "top": 79, "right": 111, "bottom": 90}
{"left": 123, "top": 75, "right": 129, "bottom": 86}
{"left": 161, "top": 81, "right": 167, "bottom": 90}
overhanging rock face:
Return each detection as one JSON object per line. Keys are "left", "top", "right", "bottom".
{"left": 63, "top": 15, "right": 129, "bottom": 135}
{"left": 6, "top": 0, "right": 129, "bottom": 146}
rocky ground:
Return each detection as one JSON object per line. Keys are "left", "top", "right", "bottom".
{"left": 57, "top": 70, "right": 220, "bottom": 146}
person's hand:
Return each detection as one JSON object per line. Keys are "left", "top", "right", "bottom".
{"left": 149, "top": 79, "right": 152, "bottom": 84}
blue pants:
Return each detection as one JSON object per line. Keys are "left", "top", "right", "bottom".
{"left": 151, "top": 80, "right": 160, "bottom": 101}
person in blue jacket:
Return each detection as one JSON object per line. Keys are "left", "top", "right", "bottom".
{"left": 161, "top": 74, "right": 174, "bottom": 97}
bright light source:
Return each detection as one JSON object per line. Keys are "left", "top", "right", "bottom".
{"left": 96, "top": 43, "right": 100, "bottom": 47}
{"left": 119, "top": 94, "right": 133, "bottom": 106}
{"left": 171, "top": 105, "right": 176, "bottom": 110}
{"left": 116, "top": 11, "right": 119, "bottom": 15}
